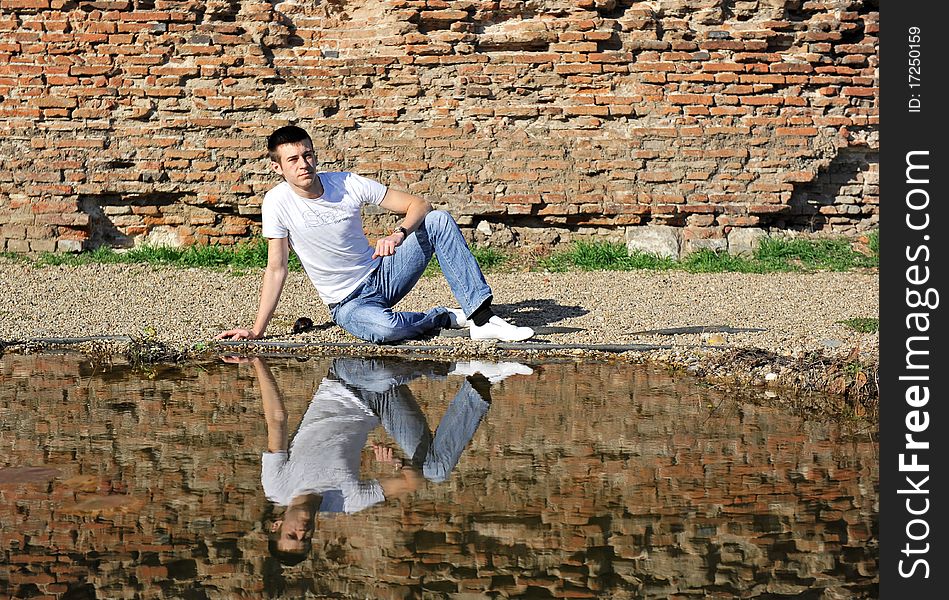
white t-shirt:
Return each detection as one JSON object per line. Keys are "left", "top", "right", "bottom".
{"left": 261, "top": 379, "right": 386, "bottom": 513}
{"left": 261, "top": 172, "right": 388, "bottom": 304}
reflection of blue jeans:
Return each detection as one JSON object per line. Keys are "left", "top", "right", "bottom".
{"left": 330, "top": 210, "right": 493, "bottom": 343}
{"left": 331, "top": 358, "right": 489, "bottom": 483}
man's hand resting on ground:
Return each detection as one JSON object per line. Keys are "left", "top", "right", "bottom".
{"left": 215, "top": 328, "right": 261, "bottom": 341}
{"left": 371, "top": 231, "right": 405, "bottom": 259}
{"left": 380, "top": 465, "right": 423, "bottom": 499}
{"left": 372, "top": 444, "right": 403, "bottom": 469}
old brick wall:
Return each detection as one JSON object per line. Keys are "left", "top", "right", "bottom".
{"left": 0, "top": 0, "right": 879, "bottom": 254}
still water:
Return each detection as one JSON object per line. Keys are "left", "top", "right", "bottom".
{"left": 1, "top": 354, "right": 878, "bottom": 599}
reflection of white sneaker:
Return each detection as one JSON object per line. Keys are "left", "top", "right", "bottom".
{"left": 450, "top": 360, "right": 534, "bottom": 383}
{"left": 445, "top": 308, "right": 469, "bottom": 329}
{"left": 470, "top": 316, "right": 534, "bottom": 342}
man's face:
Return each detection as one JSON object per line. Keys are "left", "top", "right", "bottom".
{"left": 271, "top": 505, "right": 316, "bottom": 553}
{"left": 271, "top": 140, "right": 318, "bottom": 191}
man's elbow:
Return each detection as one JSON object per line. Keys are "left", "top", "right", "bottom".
{"left": 418, "top": 199, "right": 433, "bottom": 214}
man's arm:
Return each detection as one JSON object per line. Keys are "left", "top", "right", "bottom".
{"left": 216, "top": 237, "right": 289, "bottom": 340}
{"left": 220, "top": 356, "right": 288, "bottom": 452}
{"left": 371, "top": 189, "right": 432, "bottom": 259}
{"left": 252, "top": 357, "right": 289, "bottom": 453}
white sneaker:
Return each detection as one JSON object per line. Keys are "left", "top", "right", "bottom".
{"left": 469, "top": 316, "right": 534, "bottom": 342}
{"left": 445, "top": 308, "right": 469, "bottom": 329}
{"left": 450, "top": 360, "right": 534, "bottom": 383}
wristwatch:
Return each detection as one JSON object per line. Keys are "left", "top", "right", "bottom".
{"left": 394, "top": 226, "right": 409, "bottom": 239}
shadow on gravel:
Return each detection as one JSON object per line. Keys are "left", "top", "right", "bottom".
{"left": 631, "top": 325, "right": 768, "bottom": 336}
{"left": 492, "top": 299, "right": 589, "bottom": 328}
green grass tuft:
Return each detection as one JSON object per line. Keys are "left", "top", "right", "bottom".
{"left": 753, "top": 237, "right": 877, "bottom": 271}
{"left": 0, "top": 252, "right": 30, "bottom": 262}
{"left": 425, "top": 245, "right": 508, "bottom": 276}
{"left": 471, "top": 246, "right": 507, "bottom": 270}
{"left": 541, "top": 235, "right": 879, "bottom": 274}
{"left": 562, "top": 241, "right": 632, "bottom": 270}
{"left": 838, "top": 317, "right": 879, "bottom": 334}
{"left": 867, "top": 229, "right": 879, "bottom": 257}
{"left": 34, "top": 239, "right": 303, "bottom": 272}
{"left": 539, "top": 242, "right": 676, "bottom": 272}
{"left": 681, "top": 249, "right": 763, "bottom": 273}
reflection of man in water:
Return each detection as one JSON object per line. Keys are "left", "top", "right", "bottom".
{"left": 237, "top": 356, "right": 532, "bottom": 566}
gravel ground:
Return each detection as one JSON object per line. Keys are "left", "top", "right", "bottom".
{"left": 0, "top": 259, "right": 879, "bottom": 396}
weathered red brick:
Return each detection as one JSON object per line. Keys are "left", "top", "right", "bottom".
{"left": 668, "top": 93, "right": 714, "bottom": 105}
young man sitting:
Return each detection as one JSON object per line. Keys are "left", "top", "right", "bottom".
{"left": 216, "top": 125, "right": 534, "bottom": 344}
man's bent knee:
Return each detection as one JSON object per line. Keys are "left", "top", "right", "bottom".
{"left": 424, "top": 209, "right": 455, "bottom": 230}
{"left": 335, "top": 306, "right": 407, "bottom": 344}
{"left": 423, "top": 463, "right": 451, "bottom": 483}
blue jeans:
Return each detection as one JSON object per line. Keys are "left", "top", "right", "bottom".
{"left": 330, "top": 210, "right": 493, "bottom": 343}
{"left": 330, "top": 358, "right": 490, "bottom": 483}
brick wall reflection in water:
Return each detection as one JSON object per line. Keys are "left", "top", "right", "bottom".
{"left": 0, "top": 355, "right": 877, "bottom": 599}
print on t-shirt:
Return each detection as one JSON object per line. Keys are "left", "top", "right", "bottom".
{"left": 302, "top": 204, "right": 349, "bottom": 228}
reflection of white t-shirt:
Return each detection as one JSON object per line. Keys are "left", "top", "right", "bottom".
{"left": 261, "top": 172, "right": 388, "bottom": 304}
{"left": 261, "top": 379, "right": 385, "bottom": 513}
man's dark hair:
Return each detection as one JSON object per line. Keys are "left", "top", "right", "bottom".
{"left": 268, "top": 537, "right": 311, "bottom": 567}
{"left": 267, "top": 126, "right": 312, "bottom": 161}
